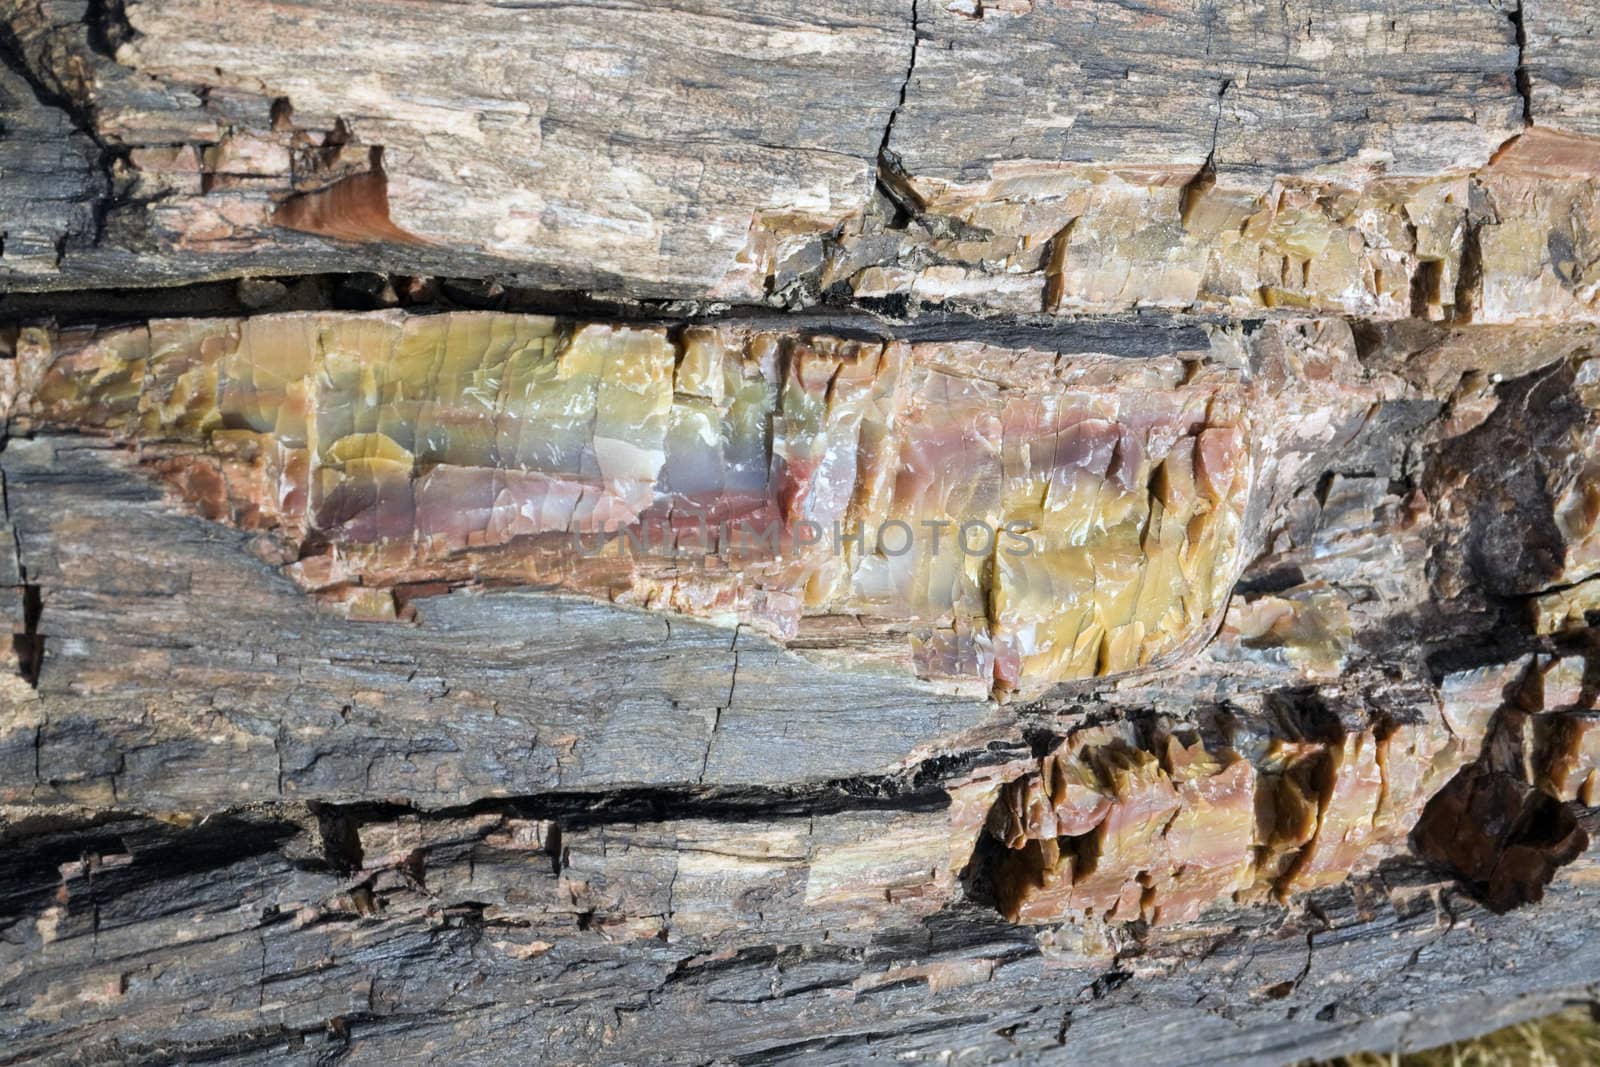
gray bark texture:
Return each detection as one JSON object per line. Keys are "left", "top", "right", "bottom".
{"left": 6, "top": 2, "right": 1600, "bottom": 1065}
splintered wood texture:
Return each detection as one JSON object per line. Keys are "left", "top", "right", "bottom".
{"left": 890, "top": 0, "right": 1520, "bottom": 186}
{"left": 0, "top": 0, "right": 910, "bottom": 293}
{"left": 4, "top": 0, "right": 1600, "bottom": 320}
{"left": 3, "top": 803, "right": 1600, "bottom": 1066}
{"left": 10, "top": 312, "right": 1251, "bottom": 697}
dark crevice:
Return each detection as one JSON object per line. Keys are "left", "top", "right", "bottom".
{"left": 1409, "top": 258, "right": 1445, "bottom": 319}
{"left": 0, "top": 814, "right": 301, "bottom": 928}
{"left": 878, "top": 0, "right": 920, "bottom": 164}
{"left": 0, "top": 272, "right": 1230, "bottom": 355}
{"left": 1452, "top": 210, "right": 1486, "bottom": 323}
{"left": 313, "top": 802, "right": 366, "bottom": 874}
{"left": 1178, "top": 156, "right": 1216, "bottom": 230}
{"left": 13, "top": 581, "right": 42, "bottom": 686}
{"left": 1509, "top": 2, "right": 1533, "bottom": 126}
{"left": 1, "top": 759, "right": 968, "bottom": 867}
{"left": 873, "top": 0, "right": 921, "bottom": 223}
{"left": 328, "top": 766, "right": 955, "bottom": 835}
{"left": 84, "top": 0, "right": 135, "bottom": 59}
{"left": 2, "top": 446, "right": 44, "bottom": 686}
{"left": 1180, "top": 78, "right": 1232, "bottom": 229}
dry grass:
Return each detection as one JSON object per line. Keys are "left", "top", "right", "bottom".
{"left": 1312, "top": 1007, "right": 1600, "bottom": 1066}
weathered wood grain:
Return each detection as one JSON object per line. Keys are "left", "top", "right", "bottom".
{"left": 1, "top": 0, "right": 1593, "bottom": 312}
{"left": 4, "top": 802, "right": 1600, "bottom": 1065}
{"left": 889, "top": 0, "right": 1522, "bottom": 190}
{"left": 1, "top": 0, "right": 912, "bottom": 296}
{"left": 0, "top": 54, "right": 101, "bottom": 274}
{"left": 1524, "top": 0, "right": 1600, "bottom": 132}
{"left": 6, "top": 1, "right": 1600, "bottom": 1062}
{"left": 0, "top": 436, "right": 1002, "bottom": 812}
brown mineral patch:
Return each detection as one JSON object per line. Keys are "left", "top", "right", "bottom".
{"left": 274, "top": 166, "right": 426, "bottom": 246}
{"left": 1486, "top": 128, "right": 1600, "bottom": 179}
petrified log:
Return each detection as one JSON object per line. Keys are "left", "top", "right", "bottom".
{"left": 7, "top": 2, "right": 1600, "bottom": 1065}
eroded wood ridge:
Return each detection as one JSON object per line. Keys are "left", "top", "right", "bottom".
{"left": 0, "top": 0, "right": 1595, "bottom": 324}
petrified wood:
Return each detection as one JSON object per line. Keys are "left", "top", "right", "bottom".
{"left": 7, "top": 1, "right": 1600, "bottom": 1065}
{"left": 8, "top": 311, "right": 1263, "bottom": 696}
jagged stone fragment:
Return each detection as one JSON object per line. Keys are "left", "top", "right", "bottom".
{"left": 1440, "top": 658, "right": 1534, "bottom": 746}
{"left": 972, "top": 655, "right": 1523, "bottom": 927}
{"left": 1428, "top": 346, "right": 1600, "bottom": 602}
{"left": 1533, "top": 579, "right": 1600, "bottom": 635}
{"left": 979, "top": 700, "right": 1466, "bottom": 926}
{"left": 1416, "top": 762, "right": 1590, "bottom": 913}
{"left": 1218, "top": 583, "right": 1354, "bottom": 678}
{"left": 824, "top": 122, "right": 1600, "bottom": 328}
{"left": 1522, "top": 654, "right": 1590, "bottom": 713}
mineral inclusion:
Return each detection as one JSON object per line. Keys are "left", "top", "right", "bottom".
{"left": 13, "top": 311, "right": 1252, "bottom": 697}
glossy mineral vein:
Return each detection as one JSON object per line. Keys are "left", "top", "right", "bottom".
{"left": 10, "top": 311, "right": 1252, "bottom": 697}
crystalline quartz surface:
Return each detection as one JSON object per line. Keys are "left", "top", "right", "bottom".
{"left": 16, "top": 311, "right": 1252, "bottom": 696}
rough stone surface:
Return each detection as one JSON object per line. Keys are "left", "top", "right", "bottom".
{"left": 8, "top": 1, "right": 1600, "bottom": 1064}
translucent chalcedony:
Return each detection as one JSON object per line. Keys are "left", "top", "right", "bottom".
{"left": 15, "top": 311, "right": 1252, "bottom": 696}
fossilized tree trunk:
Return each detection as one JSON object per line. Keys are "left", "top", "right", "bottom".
{"left": 7, "top": 2, "right": 1600, "bottom": 1065}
